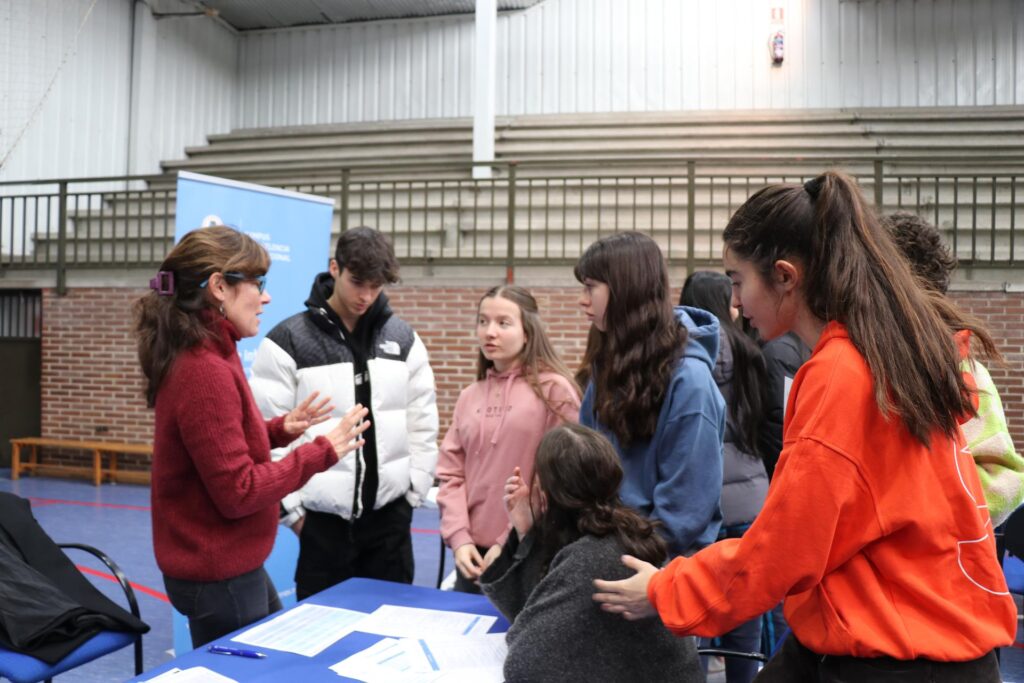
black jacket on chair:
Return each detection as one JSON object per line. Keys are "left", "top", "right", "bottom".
{"left": 0, "top": 493, "right": 149, "bottom": 663}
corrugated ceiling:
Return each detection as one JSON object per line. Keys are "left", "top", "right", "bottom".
{"left": 199, "top": 0, "right": 543, "bottom": 31}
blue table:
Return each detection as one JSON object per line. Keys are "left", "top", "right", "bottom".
{"left": 131, "top": 578, "right": 509, "bottom": 682}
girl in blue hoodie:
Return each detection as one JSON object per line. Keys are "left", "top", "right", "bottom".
{"left": 576, "top": 232, "right": 725, "bottom": 558}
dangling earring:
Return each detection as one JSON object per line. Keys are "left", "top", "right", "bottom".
{"left": 219, "top": 303, "right": 226, "bottom": 317}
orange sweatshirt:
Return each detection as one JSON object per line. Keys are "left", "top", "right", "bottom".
{"left": 648, "top": 322, "right": 1016, "bottom": 661}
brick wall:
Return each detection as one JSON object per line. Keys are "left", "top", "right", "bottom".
{"left": 34, "top": 286, "right": 1024, "bottom": 472}
{"left": 951, "top": 291, "right": 1024, "bottom": 435}
{"left": 40, "top": 289, "right": 153, "bottom": 471}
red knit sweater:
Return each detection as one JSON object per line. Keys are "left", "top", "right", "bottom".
{"left": 151, "top": 317, "right": 338, "bottom": 582}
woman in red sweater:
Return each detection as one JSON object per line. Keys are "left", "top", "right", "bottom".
{"left": 593, "top": 172, "right": 1015, "bottom": 681}
{"left": 134, "top": 226, "right": 370, "bottom": 648}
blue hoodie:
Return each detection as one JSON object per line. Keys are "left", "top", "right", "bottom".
{"left": 580, "top": 306, "right": 725, "bottom": 557}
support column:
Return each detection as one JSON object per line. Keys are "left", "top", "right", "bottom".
{"left": 472, "top": 0, "right": 497, "bottom": 180}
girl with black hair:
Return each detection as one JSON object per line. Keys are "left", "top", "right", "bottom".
{"left": 681, "top": 270, "right": 769, "bottom": 683}
{"left": 594, "top": 172, "right": 1015, "bottom": 682}
{"left": 575, "top": 231, "right": 725, "bottom": 558}
{"left": 479, "top": 423, "right": 703, "bottom": 683}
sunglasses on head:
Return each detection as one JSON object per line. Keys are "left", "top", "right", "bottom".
{"left": 199, "top": 272, "right": 267, "bottom": 294}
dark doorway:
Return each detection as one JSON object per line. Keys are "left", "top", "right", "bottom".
{"left": 0, "top": 290, "right": 42, "bottom": 467}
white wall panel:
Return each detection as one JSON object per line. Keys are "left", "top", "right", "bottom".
{"left": 1, "top": 0, "right": 238, "bottom": 181}
{"left": 129, "top": 8, "right": 239, "bottom": 172}
{"left": 0, "top": 0, "right": 131, "bottom": 182}
{"left": 237, "top": 0, "right": 1023, "bottom": 129}
{"left": 2, "top": 0, "right": 1021, "bottom": 180}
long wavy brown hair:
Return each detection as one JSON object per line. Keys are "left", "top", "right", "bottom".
{"left": 476, "top": 285, "right": 579, "bottom": 415}
{"left": 532, "top": 423, "right": 666, "bottom": 567}
{"left": 574, "top": 232, "right": 686, "bottom": 446}
{"left": 134, "top": 226, "right": 270, "bottom": 407}
{"left": 722, "top": 171, "right": 997, "bottom": 446}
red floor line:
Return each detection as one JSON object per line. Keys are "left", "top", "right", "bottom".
{"left": 77, "top": 565, "right": 169, "bottom": 603}
{"left": 411, "top": 527, "right": 440, "bottom": 535}
{"left": 28, "top": 496, "right": 151, "bottom": 511}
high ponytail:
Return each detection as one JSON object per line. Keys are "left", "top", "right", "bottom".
{"left": 133, "top": 226, "right": 270, "bottom": 407}
{"left": 723, "top": 170, "right": 996, "bottom": 446}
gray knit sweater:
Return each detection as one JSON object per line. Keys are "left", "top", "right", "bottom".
{"left": 480, "top": 531, "right": 703, "bottom": 683}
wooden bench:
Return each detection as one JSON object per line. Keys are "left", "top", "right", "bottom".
{"left": 10, "top": 437, "right": 153, "bottom": 486}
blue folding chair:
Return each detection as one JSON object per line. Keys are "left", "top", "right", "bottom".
{"left": 0, "top": 543, "right": 144, "bottom": 683}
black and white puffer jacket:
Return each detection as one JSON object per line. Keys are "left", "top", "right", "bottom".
{"left": 250, "top": 273, "right": 438, "bottom": 522}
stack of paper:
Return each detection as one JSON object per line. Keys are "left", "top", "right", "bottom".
{"left": 330, "top": 634, "right": 506, "bottom": 682}
{"left": 346, "top": 605, "right": 497, "bottom": 639}
{"left": 231, "top": 603, "right": 370, "bottom": 656}
{"left": 210, "top": 601, "right": 506, "bottom": 681}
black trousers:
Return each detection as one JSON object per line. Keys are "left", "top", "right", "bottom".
{"left": 295, "top": 496, "right": 414, "bottom": 600}
{"left": 164, "top": 566, "right": 282, "bottom": 649}
{"left": 756, "top": 634, "right": 1001, "bottom": 683}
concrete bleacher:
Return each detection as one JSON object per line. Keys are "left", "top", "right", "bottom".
{"left": 18, "top": 107, "right": 1024, "bottom": 268}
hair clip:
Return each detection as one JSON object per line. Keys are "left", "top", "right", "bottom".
{"left": 803, "top": 177, "right": 824, "bottom": 200}
{"left": 149, "top": 271, "right": 174, "bottom": 296}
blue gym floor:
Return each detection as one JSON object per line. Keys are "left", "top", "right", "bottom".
{"left": 0, "top": 470, "right": 454, "bottom": 683}
{"left": 3, "top": 469, "right": 1024, "bottom": 683}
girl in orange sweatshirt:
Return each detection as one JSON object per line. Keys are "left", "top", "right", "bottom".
{"left": 593, "top": 171, "right": 1016, "bottom": 682}
{"left": 437, "top": 285, "right": 580, "bottom": 593}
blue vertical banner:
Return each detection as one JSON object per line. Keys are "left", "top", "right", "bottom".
{"left": 175, "top": 171, "right": 334, "bottom": 377}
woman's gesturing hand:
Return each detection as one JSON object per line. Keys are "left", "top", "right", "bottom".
{"left": 324, "top": 404, "right": 371, "bottom": 458}
{"left": 504, "top": 466, "right": 534, "bottom": 538}
{"left": 283, "top": 391, "right": 335, "bottom": 437}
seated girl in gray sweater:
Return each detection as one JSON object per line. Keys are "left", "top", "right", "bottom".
{"left": 479, "top": 423, "right": 702, "bottom": 683}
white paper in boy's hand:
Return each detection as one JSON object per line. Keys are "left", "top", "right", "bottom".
{"left": 351, "top": 605, "right": 498, "bottom": 639}
{"left": 401, "top": 633, "right": 507, "bottom": 673}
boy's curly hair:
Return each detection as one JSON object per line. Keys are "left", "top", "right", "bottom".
{"left": 883, "top": 211, "right": 957, "bottom": 294}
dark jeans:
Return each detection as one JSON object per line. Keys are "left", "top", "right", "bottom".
{"left": 755, "top": 634, "right": 1001, "bottom": 683}
{"left": 164, "top": 566, "right": 282, "bottom": 649}
{"left": 700, "top": 614, "right": 763, "bottom": 683}
{"left": 296, "top": 496, "right": 414, "bottom": 600}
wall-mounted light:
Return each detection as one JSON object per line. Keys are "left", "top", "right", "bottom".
{"left": 770, "top": 30, "right": 785, "bottom": 65}
{"left": 770, "top": 6, "right": 785, "bottom": 67}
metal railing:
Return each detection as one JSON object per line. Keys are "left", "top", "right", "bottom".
{"left": 1, "top": 160, "right": 1021, "bottom": 292}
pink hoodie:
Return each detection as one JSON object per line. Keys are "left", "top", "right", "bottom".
{"left": 437, "top": 367, "right": 580, "bottom": 550}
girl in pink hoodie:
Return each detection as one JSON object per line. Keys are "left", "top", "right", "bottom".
{"left": 437, "top": 285, "right": 581, "bottom": 593}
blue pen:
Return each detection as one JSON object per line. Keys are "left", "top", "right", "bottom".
{"left": 207, "top": 645, "right": 267, "bottom": 659}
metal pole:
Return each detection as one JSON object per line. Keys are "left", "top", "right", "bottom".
{"left": 57, "top": 181, "right": 68, "bottom": 296}
{"left": 340, "top": 168, "right": 350, "bottom": 233}
{"left": 686, "top": 161, "right": 696, "bottom": 275}
{"left": 472, "top": 0, "right": 497, "bottom": 180}
{"left": 506, "top": 164, "right": 517, "bottom": 283}
{"left": 874, "top": 159, "right": 884, "bottom": 209}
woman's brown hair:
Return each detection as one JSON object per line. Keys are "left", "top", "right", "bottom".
{"left": 532, "top": 423, "right": 666, "bottom": 566}
{"left": 476, "top": 285, "right": 579, "bottom": 415}
{"left": 574, "top": 232, "right": 686, "bottom": 447}
{"left": 134, "top": 226, "right": 270, "bottom": 407}
{"left": 722, "top": 171, "right": 997, "bottom": 446}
